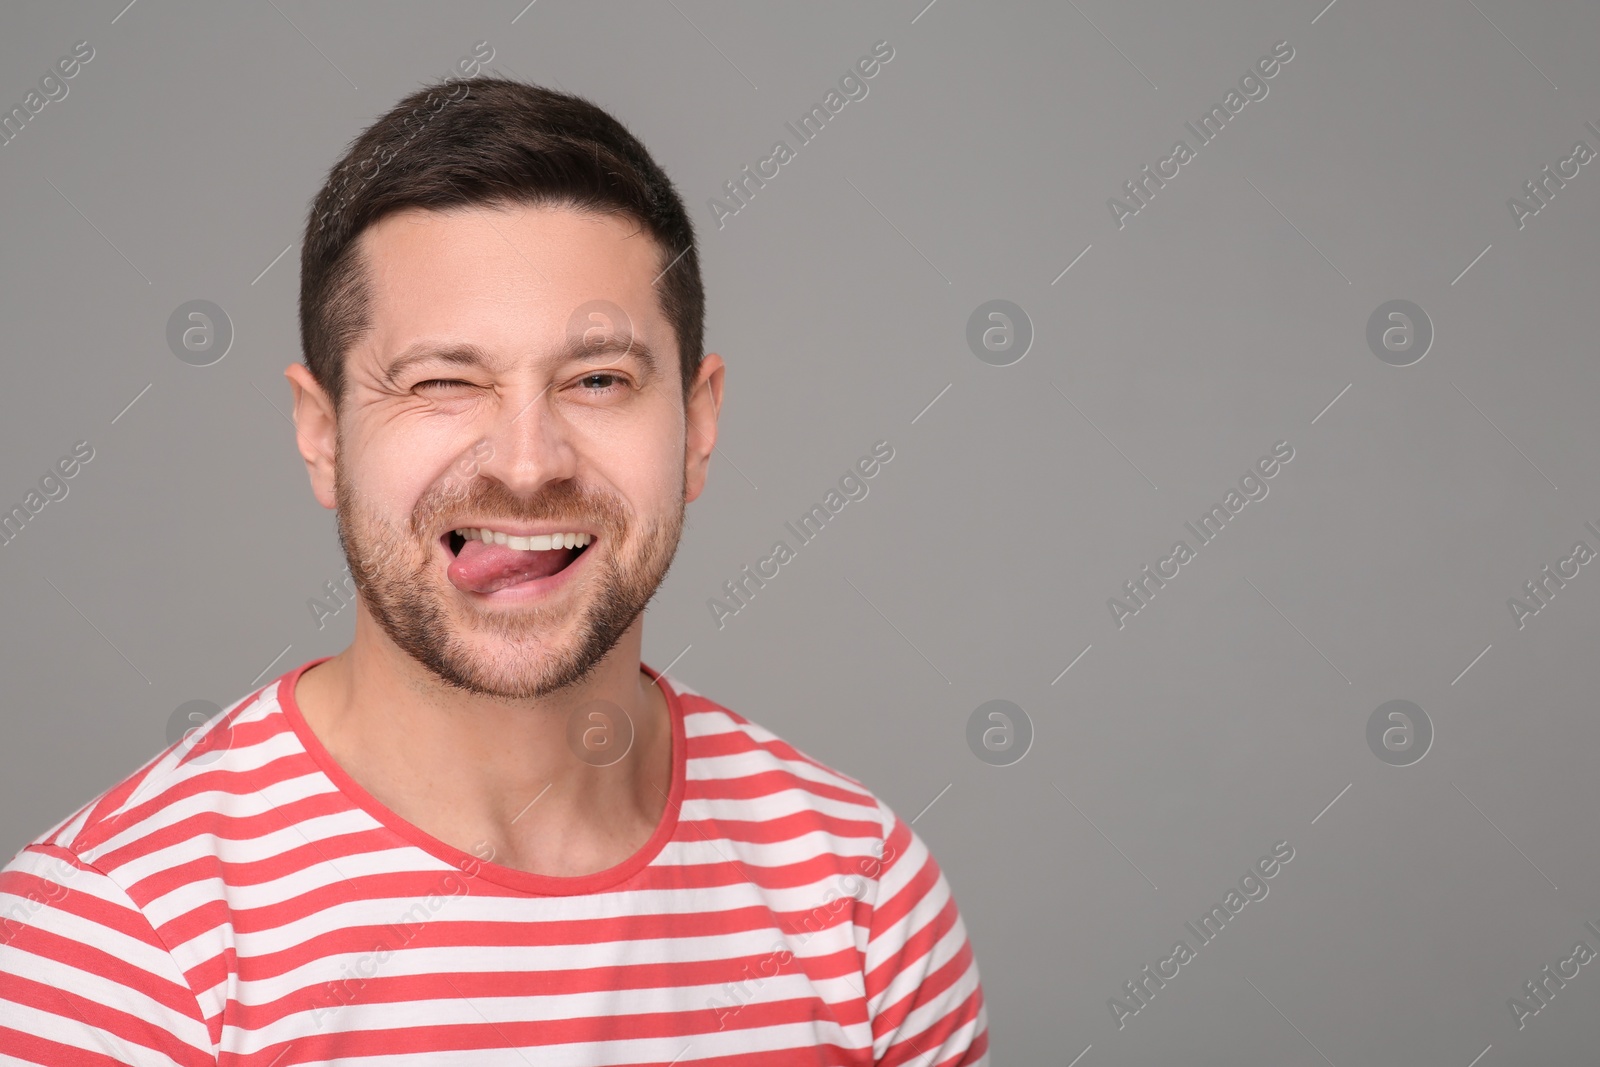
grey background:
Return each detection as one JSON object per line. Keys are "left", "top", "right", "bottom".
{"left": 2, "top": 0, "right": 1597, "bottom": 1061}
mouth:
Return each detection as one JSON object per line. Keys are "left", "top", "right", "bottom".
{"left": 441, "top": 525, "right": 595, "bottom": 597}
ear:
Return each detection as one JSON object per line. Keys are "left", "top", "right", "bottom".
{"left": 284, "top": 363, "right": 339, "bottom": 510}
{"left": 683, "top": 352, "right": 724, "bottom": 504}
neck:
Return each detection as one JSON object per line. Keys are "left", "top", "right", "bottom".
{"left": 294, "top": 605, "right": 674, "bottom": 878}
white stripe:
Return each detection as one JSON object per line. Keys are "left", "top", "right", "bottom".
{"left": 0, "top": 673, "right": 986, "bottom": 1064}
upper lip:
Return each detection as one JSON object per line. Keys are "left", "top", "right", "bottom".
{"left": 443, "top": 522, "right": 599, "bottom": 540}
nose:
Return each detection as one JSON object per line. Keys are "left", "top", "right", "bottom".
{"left": 472, "top": 380, "right": 581, "bottom": 496}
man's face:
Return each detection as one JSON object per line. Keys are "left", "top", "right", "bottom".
{"left": 323, "top": 203, "right": 699, "bottom": 700}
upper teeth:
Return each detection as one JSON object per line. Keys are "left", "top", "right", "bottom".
{"left": 454, "top": 529, "right": 592, "bottom": 552}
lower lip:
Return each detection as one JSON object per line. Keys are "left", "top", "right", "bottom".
{"left": 438, "top": 534, "right": 595, "bottom": 604}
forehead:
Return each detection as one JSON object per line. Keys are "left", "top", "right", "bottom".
{"left": 352, "top": 202, "right": 670, "bottom": 366}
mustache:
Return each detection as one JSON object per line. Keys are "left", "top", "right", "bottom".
{"left": 411, "top": 477, "right": 628, "bottom": 540}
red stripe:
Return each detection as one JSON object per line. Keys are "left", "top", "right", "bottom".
{"left": 0, "top": 975, "right": 209, "bottom": 1065}
{"left": 687, "top": 723, "right": 870, "bottom": 785}
{"left": 873, "top": 910, "right": 972, "bottom": 1037}
{"left": 72, "top": 686, "right": 274, "bottom": 851}
{"left": 0, "top": 663, "right": 986, "bottom": 1063}
{"left": 228, "top": 942, "right": 876, "bottom": 1033}
{"left": 687, "top": 767, "right": 879, "bottom": 810}
{"left": 239, "top": 998, "right": 878, "bottom": 1065}
{"left": 880, "top": 985, "right": 987, "bottom": 1067}
{"left": 0, "top": 907, "right": 204, "bottom": 1024}
{"left": 0, "top": 1025, "right": 153, "bottom": 1067}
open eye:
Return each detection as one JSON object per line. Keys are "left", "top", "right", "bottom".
{"left": 576, "top": 372, "right": 629, "bottom": 392}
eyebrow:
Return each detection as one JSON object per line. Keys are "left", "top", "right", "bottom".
{"left": 382, "top": 332, "right": 659, "bottom": 388}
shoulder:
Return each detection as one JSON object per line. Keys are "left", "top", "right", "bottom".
{"left": 8, "top": 672, "right": 298, "bottom": 884}
{"left": 0, "top": 674, "right": 272, "bottom": 1059}
{"left": 660, "top": 676, "right": 986, "bottom": 1051}
{"left": 664, "top": 674, "right": 900, "bottom": 850}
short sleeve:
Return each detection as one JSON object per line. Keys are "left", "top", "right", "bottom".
{"left": 862, "top": 803, "right": 989, "bottom": 1066}
{"left": 0, "top": 843, "right": 213, "bottom": 1066}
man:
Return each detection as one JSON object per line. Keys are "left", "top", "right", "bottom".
{"left": 0, "top": 77, "right": 988, "bottom": 1063}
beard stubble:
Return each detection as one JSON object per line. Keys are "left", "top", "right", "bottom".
{"left": 332, "top": 432, "right": 686, "bottom": 701}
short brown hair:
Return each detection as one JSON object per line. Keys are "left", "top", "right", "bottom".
{"left": 298, "top": 76, "right": 705, "bottom": 412}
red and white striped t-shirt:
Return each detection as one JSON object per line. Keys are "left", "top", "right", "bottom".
{"left": 0, "top": 656, "right": 988, "bottom": 1065}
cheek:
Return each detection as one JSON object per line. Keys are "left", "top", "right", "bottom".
{"left": 592, "top": 403, "right": 686, "bottom": 503}
{"left": 343, "top": 440, "right": 445, "bottom": 527}
{"left": 357, "top": 410, "right": 485, "bottom": 504}
{"left": 588, "top": 415, "right": 688, "bottom": 524}
{"left": 598, "top": 447, "right": 683, "bottom": 524}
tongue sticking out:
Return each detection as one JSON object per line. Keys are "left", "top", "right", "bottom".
{"left": 447, "top": 537, "right": 582, "bottom": 595}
